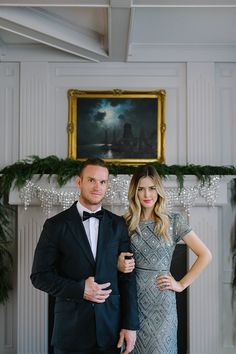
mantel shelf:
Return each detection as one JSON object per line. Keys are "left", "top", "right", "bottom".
{"left": 8, "top": 175, "right": 234, "bottom": 210}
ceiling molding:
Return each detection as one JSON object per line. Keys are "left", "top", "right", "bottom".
{"left": 0, "top": 7, "right": 108, "bottom": 61}
{"left": 128, "top": 43, "right": 236, "bottom": 62}
{"left": 107, "top": 5, "right": 132, "bottom": 61}
{"left": 0, "top": 1, "right": 235, "bottom": 63}
{"left": 1, "top": 0, "right": 236, "bottom": 7}
{"left": 132, "top": 0, "right": 236, "bottom": 7}
{"left": 0, "top": 0, "right": 110, "bottom": 6}
{"left": 110, "top": 0, "right": 132, "bottom": 8}
{"left": 0, "top": 19, "right": 107, "bottom": 62}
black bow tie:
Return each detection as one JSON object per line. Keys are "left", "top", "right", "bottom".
{"left": 83, "top": 210, "right": 104, "bottom": 221}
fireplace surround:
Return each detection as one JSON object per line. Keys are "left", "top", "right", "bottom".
{"left": 9, "top": 175, "right": 233, "bottom": 354}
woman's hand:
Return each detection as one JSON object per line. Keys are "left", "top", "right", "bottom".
{"left": 117, "top": 252, "right": 135, "bottom": 273}
{"left": 156, "top": 273, "right": 185, "bottom": 292}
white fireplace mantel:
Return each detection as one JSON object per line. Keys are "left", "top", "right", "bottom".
{"left": 8, "top": 175, "right": 235, "bottom": 354}
{"left": 9, "top": 174, "right": 232, "bottom": 212}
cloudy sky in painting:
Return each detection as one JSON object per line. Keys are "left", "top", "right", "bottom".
{"left": 77, "top": 97, "right": 157, "bottom": 144}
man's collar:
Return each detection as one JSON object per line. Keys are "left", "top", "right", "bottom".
{"left": 76, "top": 200, "right": 102, "bottom": 219}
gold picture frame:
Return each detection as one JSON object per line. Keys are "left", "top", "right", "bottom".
{"left": 68, "top": 89, "right": 166, "bottom": 164}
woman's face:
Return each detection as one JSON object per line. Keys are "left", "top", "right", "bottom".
{"left": 137, "top": 176, "right": 158, "bottom": 210}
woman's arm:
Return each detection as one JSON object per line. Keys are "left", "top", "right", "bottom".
{"left": 156, "top": 230, "right": 212, "bottom": 292}
{"left": 179, "top": 230, "right": 212, "bottom": 289}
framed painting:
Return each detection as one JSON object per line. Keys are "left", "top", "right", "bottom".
{"left": 67, "top": 89, "right": 166, "bottom": 164}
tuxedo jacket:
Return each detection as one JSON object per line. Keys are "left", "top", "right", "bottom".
{"left": 30, "top": 202, "right": 139, "bottom": 352}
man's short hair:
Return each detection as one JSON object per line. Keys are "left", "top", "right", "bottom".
{"left": 79, "top": 158, "right": 109, "bottom": 176}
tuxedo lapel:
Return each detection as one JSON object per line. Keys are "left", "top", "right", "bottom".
{"left": 67, "top": 203, "right": 95, "bottom": 266}
{"left": 95, "top": 210, "right": 112, "bottom": 270}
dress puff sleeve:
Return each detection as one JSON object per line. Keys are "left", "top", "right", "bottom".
{"left": 171, "top": 212, "right": 192, "bottom": 243}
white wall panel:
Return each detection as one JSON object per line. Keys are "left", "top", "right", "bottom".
{"left": 0, "top": 62, "right": 18, "bottom": 354}
{"left": 17, "top": 207, "right": 48, "bottom": 354}
{"left": 216, "top": 63, "right": 236, "bottom": 165}
{"left": 20, "top": 62, "right": 49, "bottom": 159}
{"left": 0, "top": 63, "right": 19, "bottom": 166}
{"left": 187, "top": 62, "right": 219, "bottom": 165}
{"left": 188, "top": 207, "right": 221, "bottom": 354}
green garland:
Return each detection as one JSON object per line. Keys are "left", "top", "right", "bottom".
{"left": 0, "top": 155, "right": 236, "bottom": 303}
{"left": 0, "top": 199, "right": 13, "bottom": 303}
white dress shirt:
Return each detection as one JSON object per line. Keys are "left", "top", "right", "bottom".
{"left": 76, "top": 200, "right": 101, "bottom": 260}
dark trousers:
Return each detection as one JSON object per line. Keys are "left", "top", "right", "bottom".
{"left": 54, "top": 347, "right": 121, "bottom": 354}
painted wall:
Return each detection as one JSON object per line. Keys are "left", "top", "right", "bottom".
{"left": 1, "top": 61, "right": 236, "bottom": 167}
{"left": 0, "top": 60, "right": 236, "bottom": 354}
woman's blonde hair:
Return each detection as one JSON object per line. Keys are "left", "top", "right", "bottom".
{"left": 124, "top": 165, "right": 170, "bottom": 241}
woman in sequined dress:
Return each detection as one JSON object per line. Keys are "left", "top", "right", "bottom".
{"left": 118, "top": 165, "right": 212, "bottom": 354}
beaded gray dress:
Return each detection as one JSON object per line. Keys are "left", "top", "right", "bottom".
{"left": 131, "top": 213, "right": 192, "bottom": 354}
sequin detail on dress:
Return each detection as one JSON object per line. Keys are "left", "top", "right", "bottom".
{"left": 131, "top": 213, "right": 191, "bottom": 354}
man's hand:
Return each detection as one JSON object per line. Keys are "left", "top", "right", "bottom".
{"left": 117, "top": 329, "right": 136, "bottom": 354}
{"left": 83, "top": 276, "right": 112, "bottom": 303}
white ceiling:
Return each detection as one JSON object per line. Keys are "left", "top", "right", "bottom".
{"left": 0, "top": 0, "right": 236, "bottom": 62}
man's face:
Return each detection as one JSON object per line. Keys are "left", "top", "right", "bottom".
{"left": 76, "top": 165, "right": 109, "bottom": 210}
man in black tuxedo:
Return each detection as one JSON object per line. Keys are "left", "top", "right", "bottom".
{"left": 30, "top": 158, "right": 139, "bottom": 354}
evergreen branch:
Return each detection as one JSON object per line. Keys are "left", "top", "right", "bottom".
{"left": 0, "top": 200, "right": 13, "bottom": 303}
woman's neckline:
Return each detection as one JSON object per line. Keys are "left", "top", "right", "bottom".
{"left": 140, "top": 219, "right": 155, "bottom": 223}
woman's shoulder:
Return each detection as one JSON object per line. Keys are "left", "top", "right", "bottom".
{"left": 169, "top": 211, "right": 181, "bottom": 219}
{"left": 168, "top": 211, "right": 190, "bottom": 229}
{"left": 169, "top": 211, "right": 192, "bottom": 240}
{"left": 169, "top": 211, "right": 186, "bottom": 221}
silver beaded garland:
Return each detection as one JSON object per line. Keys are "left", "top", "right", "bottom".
{"left": 19, "top": 175, "right": 221, "bottom": 216}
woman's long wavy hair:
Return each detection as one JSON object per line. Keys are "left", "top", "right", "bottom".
{"left": 124, "top": 165, "right": 170, "bottom": 241}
